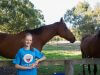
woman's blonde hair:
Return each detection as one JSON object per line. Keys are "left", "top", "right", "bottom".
{"left": 24, "top": 33, "right": 34, "bottom": 51}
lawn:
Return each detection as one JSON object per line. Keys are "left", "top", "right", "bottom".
{"left": 38, "top": 41, "right": 100, "bottom": 75}
{"left": 42, "top": 41, "right": 81, "bottom": 59}
{"left": 38, "top": 41, "right": 80, "bottom": 75}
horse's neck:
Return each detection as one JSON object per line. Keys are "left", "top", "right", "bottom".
{"left": 40, "top": 24, "right": 58, "bottom": 45}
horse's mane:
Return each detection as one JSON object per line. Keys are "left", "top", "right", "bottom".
{"left": 81, "top": 34, "right": 91, "bottom": 41}
{"left": 82, "top": 30, "right": 100, "bottom": 41}
{"left": 96, "top": 30, "right": 100, "bottom": 38}
{"left": 24, "top": 26, "right": 45, "bottom": 35}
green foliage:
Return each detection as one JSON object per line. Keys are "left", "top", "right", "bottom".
{"left": 0, "top": 0, "right": 44, "bottom": 33}
{"left": 64, "top": 2, "right": 100, "bottom": 40}
{"left": 48, "top": 36, "right": 65, "bottom": 41}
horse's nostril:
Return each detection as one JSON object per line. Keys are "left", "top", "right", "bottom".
{"left": 70, "top": 38, "right": 76, "bottom": 43}
{"left": 70, "top": 40, "right": 75, "bottom": 43}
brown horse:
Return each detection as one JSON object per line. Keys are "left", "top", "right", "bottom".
{"left": 81, "top": 30, "right": 100, "bottom": 75}
{"left": 0, "top": 18, "right": 75, "bottom": 59}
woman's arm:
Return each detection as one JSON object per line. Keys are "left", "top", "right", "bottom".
{"left": 35, "top": 56, "right": 46, "bottom": 64}
{"left": 15, "top": 64, "right": 33, "bottom": 70}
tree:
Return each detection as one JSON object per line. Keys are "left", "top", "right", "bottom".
{"left": 0, "top": 0, "right": 44, "bottom": 33}
{"left": 64, "top": 2, "right": 100, "bottom": 40}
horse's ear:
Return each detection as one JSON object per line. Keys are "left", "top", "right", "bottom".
{"left": 60, "top": 17, "right": 64, "bottom": 23}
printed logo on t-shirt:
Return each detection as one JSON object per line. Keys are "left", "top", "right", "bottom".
{"left": 23, "top": 54, "right": 33, "bottom": 63}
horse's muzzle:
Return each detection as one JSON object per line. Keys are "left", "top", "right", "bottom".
{"left": 70, "top": 38, "right": 76, "bottom": 43}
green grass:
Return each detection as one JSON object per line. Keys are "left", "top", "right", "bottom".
{"left": 42, "top": 42, "right": 81, "bottom": 59}
{"left": 39, "top": 42, "right": 81, "bottom": 75}
{"left": 43, "top": 42, "right": 80, "bottom": 50}
{"left": 38, "top": 42, "right": 100, "bottom": 75}
{"left": 43, "top": 50, "right": 81, "bottom": 59}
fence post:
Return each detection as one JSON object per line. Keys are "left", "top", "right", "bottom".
{"left": 64, "top": 60, "right": 74, "bottom": 75}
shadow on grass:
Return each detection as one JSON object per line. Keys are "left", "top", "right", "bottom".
{"left": 43, "top": 42, "right": 80, "bottom": 51}
{"left": 45, "top": 53, "right": 81, "bottom": 59}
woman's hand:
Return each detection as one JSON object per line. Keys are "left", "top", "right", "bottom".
{"left": 34, "top": 56, "right": 46, "bottom": 68}
{"left": 34, "top": 60, "right": 40, "bottom": 68}
{"left": 35, "top": 60, "right": 39, "bottom": 65}
{"left": 31, "top": 63, "right": 36, "bottom": 68}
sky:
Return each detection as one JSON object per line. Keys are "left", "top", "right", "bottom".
{"left": 30, "top": 0, "right": 99, "bottom": 25}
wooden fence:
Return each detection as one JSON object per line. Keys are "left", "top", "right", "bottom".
{"left": 0, "top": 58, "right": 100, "bottom": 75}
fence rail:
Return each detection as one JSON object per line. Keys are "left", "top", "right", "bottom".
{"left": 0, "top": 58, "right": 100, "bottom": 75}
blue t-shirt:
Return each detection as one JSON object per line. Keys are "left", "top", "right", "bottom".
{"left": 13, "top": 48, "right": 44, "bottom": 75}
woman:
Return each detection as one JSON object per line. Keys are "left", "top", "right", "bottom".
{"left": 13, "top": 33, "right": 46, "bottom": 75}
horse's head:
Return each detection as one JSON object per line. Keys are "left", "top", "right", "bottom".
{"left": 56, "top": 18, "right": 76, "bottom": 43}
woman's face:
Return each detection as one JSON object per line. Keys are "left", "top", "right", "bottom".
{"left": 24, "top": 35, "right": 32, "bottom": 47}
